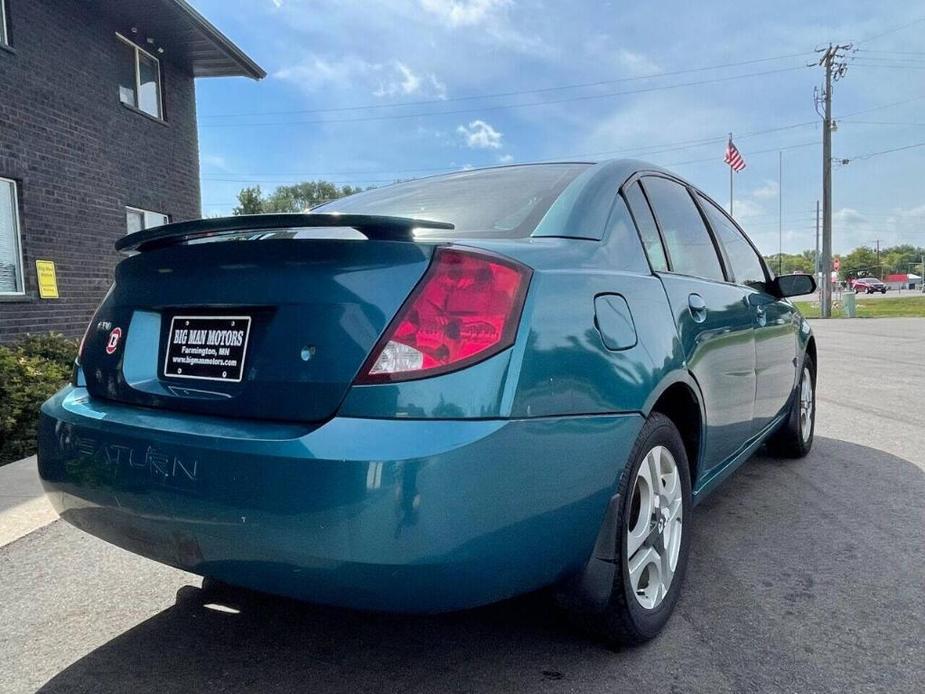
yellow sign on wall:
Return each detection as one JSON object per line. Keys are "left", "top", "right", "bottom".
{"left": 35, "top": 260, "right": 59, "bottom": 299}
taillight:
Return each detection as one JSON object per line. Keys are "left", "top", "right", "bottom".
{"left": 356, "top": 247, "right": 531, "bottom": 383}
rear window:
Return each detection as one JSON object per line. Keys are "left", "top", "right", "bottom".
{"left": 314, "top": 164, "right": 590, "bottom": 239}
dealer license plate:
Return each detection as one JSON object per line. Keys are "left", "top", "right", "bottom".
{"left": 163, "top": 315, "right": 251, "bottom": 382}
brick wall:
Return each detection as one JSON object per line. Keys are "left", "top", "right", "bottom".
{"left": 0, "top": 0, "right": 201, "bottom": 342}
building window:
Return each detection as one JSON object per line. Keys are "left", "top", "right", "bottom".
{"left": 116, "top": 33, "right": 163, "bottom": 119}
{"left": 0, "top": 0, "right": 9, "bottom": 46}
{"left": 0, "top": 178, "right": 24, "bottom": 295}
{"left": 126, "top": 207, "right": 169, "bottom": 234}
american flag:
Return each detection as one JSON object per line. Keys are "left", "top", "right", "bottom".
{"left": 724, "top": 137, "right": 746, "bottom": 172}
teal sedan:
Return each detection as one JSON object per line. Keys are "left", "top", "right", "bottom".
{"left": 37, "top": 160, "right": 816, "bottom": 646}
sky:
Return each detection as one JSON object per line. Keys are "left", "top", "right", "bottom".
{"left": 192, "top": 0, "right": 925, "bottom": 257}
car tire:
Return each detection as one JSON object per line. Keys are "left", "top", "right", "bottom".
{"left": 766, "top": 353, "right": 815, "bottom": 458}
{"left": 568, "top": 413, "right": 692, "bottom": 647}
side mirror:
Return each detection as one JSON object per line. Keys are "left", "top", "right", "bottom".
{"left": 772, "top": 273, "right": 816, "bottom": 298}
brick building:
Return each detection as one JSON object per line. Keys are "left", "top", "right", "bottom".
{"left": 0, "top": 0, "right": 263, "bottom": 342}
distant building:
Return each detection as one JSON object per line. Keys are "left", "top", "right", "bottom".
{"left": 884, "top": 273, "right": 923, "bottom": 291}
{"left": 0, "top": 0, "right": 264, "bottom": 343}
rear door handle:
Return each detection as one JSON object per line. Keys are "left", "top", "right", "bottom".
{"left": 688, "top": 293, "right": 707, "bottom": 322}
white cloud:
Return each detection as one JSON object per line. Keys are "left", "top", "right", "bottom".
{"left": 201, "top": 154, "right": 230, "bottom": 171}
{"left": 457, "top": 120, "right": 504, "bottom": 149}
{"left": 751, "top": 180, "right": 779, "bottom": 200}
{"left": 419, "top": 0, "right": 511, "bottom": 28}
{"left": 277, "top": 56, "right": 445, "bottom": 99}
{"left": 428, "top": 74, "right": 448, "bottom": 100}
{"left": 374, "top": 62, "right": 421, "bottom": 97}
{"left": 498, "top": 153, "right": 514, "bottom": 163}
{"left": 275, "top": 55, "right": 373, "bottom": 92}
{"left": 614, "top": 48, "right": 660, "bottom": 76}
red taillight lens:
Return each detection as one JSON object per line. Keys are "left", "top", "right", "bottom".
{"left": 357, "top": 248, "right": 531, "bottom": 383}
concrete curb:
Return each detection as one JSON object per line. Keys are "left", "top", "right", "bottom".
{"left": 0, "top": 456, "right": 57, "bottom": 547}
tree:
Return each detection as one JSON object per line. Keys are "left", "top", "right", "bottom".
{"left": 841, "top": 246, "right": 880, "bottom": 279}
{"left": 764, "top": 252, "right": 813, "bottom": 275}
{"left": 232, "top": 186, "right": 265, "bottom": 215}
{"left": 231, "top": 181, "right": 367, "bottom": 215}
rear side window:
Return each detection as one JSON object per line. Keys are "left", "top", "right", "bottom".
{"left": 623, "top": 182, "right": 668, "bottom": 272}
{"left": 642, "top": 177, "right": 724, "bottom": 282}
{"left": 316, "top": 164, "right": 589, "bottom": 239}
{"left": 699, "top": 195, "right": 767, "bottom": 289}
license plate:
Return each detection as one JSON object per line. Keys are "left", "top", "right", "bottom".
{"left": 163, "top": 315, "right": 251, "bottom": 382}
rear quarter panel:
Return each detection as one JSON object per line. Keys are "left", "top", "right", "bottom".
{"left": 341, "top": 237, "right": 688, "bottom": 421}
{"left": 511, "top": 269, "right": 684, "bottom": 417}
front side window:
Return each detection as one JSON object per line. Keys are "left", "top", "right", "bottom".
{"left": 642, "top": 176, "right": 724, "bottom": 282}
{"left": 1, "top": 0, "right": 10, "bottom": 46}
{"left": 126, "top": 207, "right": 169, "bottom": 234}
{"left": 699, "top": 195, "right": 767, "bottom": 290}
{"left": 0, "top": 177, "right": 24, "bottom": 295}
{"left": 116, "top": 34, "right": 162, "bottom": 119}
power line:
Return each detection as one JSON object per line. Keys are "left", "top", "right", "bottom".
{"left": 198, "top": 95, "right": 923, "bottom": 180}
{"left": 200, "top": 52, "right": 814, "bottom": 120}
{"left": 857, "top": 49, "right": 925, "bottom": 57}
{"left": 198, "top": 65, "right": 810, "bottom": 129}
{"left": 851, "top": 63, "right": 925, "bottom": 70}
{"left": 845, "top": 120, "right": 925, "bottom": 126}
{"left": 839, "top": 93, "right": 925, "bottom": 118}
{"left": 850, "top": 54, "right": 925, "bottom": 63}
{"left": 199, "top": 117, "right": 917, "bottom": 181}
{"left": 855, "top": 15, "right": 925, "bottom": 44}
{"left": 842, "top": 140, "right": 925, "bottom": 161}
{"left": 666, "top": 141, "right": 817, "bottom": 167}
{"left": 202, "top": 120, "right": 824, "bottom": 181}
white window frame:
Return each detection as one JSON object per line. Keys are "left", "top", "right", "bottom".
{"left": 126, "top": 206, "right": 169, "bottom": 234}
{"left": 0, "top": 0, "right": 9, "bottom": 46}
{"left": 0, "top": 176, "right": 25, "bottom": 297}
{"left": 115, "top": 32, "right": 163, "bottom": 120}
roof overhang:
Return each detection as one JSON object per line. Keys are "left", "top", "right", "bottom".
{"left": 96, "top": 0, "right": 265, "bottom": 80}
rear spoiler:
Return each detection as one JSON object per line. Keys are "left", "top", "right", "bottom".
{"left": 115, "top": 213, "right": 455, "bottom": 252}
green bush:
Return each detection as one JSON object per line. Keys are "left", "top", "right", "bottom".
{"left": 0, "top": 333, "right": 77, "bottom": 465}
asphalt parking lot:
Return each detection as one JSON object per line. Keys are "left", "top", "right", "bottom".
{"left": 1, "top": 319, "right": 923, "bottom": 694}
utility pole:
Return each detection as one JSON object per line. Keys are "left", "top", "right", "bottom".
{"left": 816, "top": 43, "right": 852, "bottom": 317}
{"left": 815, "top": 200, "right": 821, "bottom": 278}
{"left": 875, "top": 239, "right": 881, "bottom": 279}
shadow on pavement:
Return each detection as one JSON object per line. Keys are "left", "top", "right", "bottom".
{"left": 39, "top": 437, "right": 924, "bottom": 693}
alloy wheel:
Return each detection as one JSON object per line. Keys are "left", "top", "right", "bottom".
{"left": 626, "top": 445, "right": 683, "bottom": 610}
{"left": 799, "top": 366, "right": 814, "bottom": 443}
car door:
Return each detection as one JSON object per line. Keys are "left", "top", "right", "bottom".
{"left": 630, "top": 177, "right": 757, "bottom": 475}
{"left": 698, "top": 195, "right": 799, "bottom": 435}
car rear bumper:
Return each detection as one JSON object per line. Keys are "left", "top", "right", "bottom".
{"left": 38, "top": 387, "right": 642, "bottom": 613}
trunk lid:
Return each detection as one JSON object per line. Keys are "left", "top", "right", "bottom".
{"left": 80, "top": 238, "right": 434, "bottom": 422}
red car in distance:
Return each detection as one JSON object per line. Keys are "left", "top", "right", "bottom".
{"left": 851, "top": 277, "right": 888, "bottom": 294}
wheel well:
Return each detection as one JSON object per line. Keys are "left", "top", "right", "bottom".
{"left": 651, "top": 383, "right": 702, "bottom": 485}
{"left": 805, "top": 336, "right": 817, "bottom": 373}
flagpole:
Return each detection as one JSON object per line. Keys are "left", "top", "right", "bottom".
{"left": 728, "top": 132, "right": 734, "bottom": 215}
{"left": 778, "top": 150, "right": 783, "bottom": 275}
